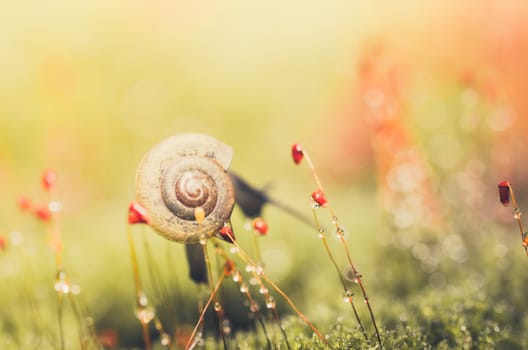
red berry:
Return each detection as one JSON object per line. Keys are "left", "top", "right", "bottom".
{"left": 219, "top": 225, "right": 235, "bottom": 242}
{"left": 128, "top": 202, "right": 150, "bottom": 224}
{"left": 18, "top": 195, "right": 33, "bottom": 211}
{"left": 291, "top": 144, "right": 304, "bottom": 165}
{"left": 498, "top": 181, "right": 511, "bottom": 206}
{"left": 35, "top": 205, "right": 53, "bottom": 222}
{"left": 42, "top": 170, "right": 57, "bottom": 191}
{"left": 252, "top": 217, "right": 268, "bottom": 235}
{"left": 312, "top": 189, "right": 328, "bottom": 207}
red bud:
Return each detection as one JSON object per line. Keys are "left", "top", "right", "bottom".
{"left": 35, "top": 205, "right": 53, "bottom": 222}
{"left": 219, "top": 225, "right": 235, "bottom": 242}
{"left": 128, "top": 202, "right": 150, "bottom": 224}
{"left": 498, "top": 181, "right": 511, "bottom": 206}
{"left": 42, "top": 170, "right": 57, "bottom": 191}
{"left": 252, "top": 217, "right": 268, "bottom": 235}
{"left": 291, "top": 144, "right": 304, "bottom": 165}
{"left": 18, "top": 195, "right": 33, "bottom": 211}
{"left": 312, "top": 189, "right": 328, "bottom": 207}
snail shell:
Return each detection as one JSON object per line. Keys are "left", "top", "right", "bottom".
{"left": 135, "top": 133, "right": 235, "bottom": 243}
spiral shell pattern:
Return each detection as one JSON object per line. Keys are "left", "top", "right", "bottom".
{"left": 135, "top": 133, "right": 235, "bottom": 243}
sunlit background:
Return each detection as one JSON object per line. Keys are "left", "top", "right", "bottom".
{"left": 2, "top": 1, "right": 528, "bottom": 348}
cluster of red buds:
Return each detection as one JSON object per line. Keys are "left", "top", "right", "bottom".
{"left": 18, "top": 169, "right": 60, "bottom": 222}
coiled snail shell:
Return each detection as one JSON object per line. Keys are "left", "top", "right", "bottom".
{"left": 135, "top": 133, "right": 235, "bottom": 243}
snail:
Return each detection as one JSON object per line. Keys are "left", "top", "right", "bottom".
{"left": 135, "top": 133, "right": 235, "bottom": 244}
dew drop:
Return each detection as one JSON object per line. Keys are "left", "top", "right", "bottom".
{"left": 259, "top": 286, "right": 268, "bottom": 295}
{"left": 232, "top": 271, "right": 241, "bottom": 282}
{"left": 240, "top": 283, "right": 249, "bottom": 293}
{"left": 71, "top": 284, "right": 81, "bottom": 295}
{"left": 138, "top": 292, "right": 149, "bottom": 307}
{"left": 342, "top": 290, "right": 353, "bottom": 303}
{"left": 222, "top": 319, "right": 232, "bottom": 335}
{"left": 160, "top": 333, "right": 171, "bottom": 346}
{"left": 54, "top": 270, "right": 70, "bottom": 294}
{"left": 199, "top": 234, "right": 207, "bottom": 246}
{"left": 195, "top": 332, "right": 204, "bottom": 347}
{"left": 214, "top": 302, "right": 222, "bottom": 312}
{"left": 135, "top": 306, "right": 155, "bottom": 324}
{"left": 514, "top": 208, "right": 522, "bottom": 220}
{"left": 48, "top": 201, "right": 63, "bottom": 213}
{"left": 266, "top": 296, "right": 276, "bottom": 309}
{"left": 255, "top": 264, "right": 265, "bottom": 276}
{"left": 10, "top": 231, "right": 23, "bottom": 246}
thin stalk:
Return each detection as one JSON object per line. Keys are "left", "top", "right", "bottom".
{"left": 67, "top": 294, "right": 88, "bottom": 350}
{"left": 201, "top": 242, "right": 228, "bottom": 350}
{"left": 508, "top": 185, "right": 528, "bottom": 255}
{"left": 57, "top": 293, "right": 65, "bottom": 350}
{"left": 126, "top": 225, "right": 152, "bottom": 350}
{"left": 48, "top": 217, "right": 66, "bottom": 350}
{"left": 312, "top": 209, "right": 368, "bottom": 341}
{"left": 186, "top": 273, "right": 226, "bottom": 350}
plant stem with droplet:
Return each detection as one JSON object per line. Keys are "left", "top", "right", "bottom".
{"left": 312, "top": 209, "right": 368, "bottom": 341}
{"left": 506, "top": 183, "right": 528, "bottom": 255}
{"left": 222, "top": 230, "right": 326, "bottom": 346}
{"left": 127, "top": 225, "right": 152, "bottom": 350}
{"left": 201, "top": 240, "right": 228, "bottom": 350}
{"left": 299, "top": 148, "right": 383, "bottom": 349}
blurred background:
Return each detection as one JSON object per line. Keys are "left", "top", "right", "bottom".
{"left": 2, "top": 0, "right": 528, "bottom": 348}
